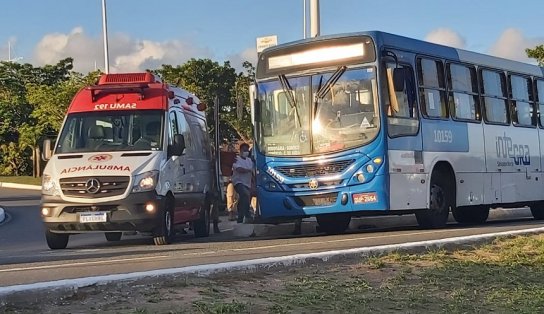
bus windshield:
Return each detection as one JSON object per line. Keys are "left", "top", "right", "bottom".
{"left": 257, "top": 67, "right": 379, "bottom": 156}
{"left": 55, "top": 110, "right": 164, "bottom": 154}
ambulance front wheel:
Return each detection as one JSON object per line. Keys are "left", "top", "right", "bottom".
{"left": 45, "top": 229, "right": 69, "bottom": 250}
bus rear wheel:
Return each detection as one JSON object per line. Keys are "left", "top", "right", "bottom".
{"left": 530, "top": 203, "right": 544, "bottom": 220}
{"left": 316, "top": 213, "right": 351, "bottom": 235}
{"left": 415, "top": 173, "right": 451, "bottom": 229}
{"left": 452, "top": 205, "right": 489, "bottom": 224}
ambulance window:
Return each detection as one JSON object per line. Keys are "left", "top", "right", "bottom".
{"left": 169, "top": 111, "right": 179, "bottom": 145}
{"left": 177, "top": 111, "right": 193, "bottom": 154}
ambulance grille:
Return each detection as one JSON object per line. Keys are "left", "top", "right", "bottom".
{"left": 60, "top": 176, "right": 130, "bottom": 198}
{"left": 275, "top": 159, "right": 355, "bottom": 178}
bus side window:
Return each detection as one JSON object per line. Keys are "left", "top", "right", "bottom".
{"left": 386, "top": 64, "right": 419, "bottom": 137}
{"left": 537, "top": 80, "right": 544, "bottom": 127}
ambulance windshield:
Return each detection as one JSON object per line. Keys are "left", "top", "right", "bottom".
{"left": 55, "top": 110, "right": 164, "bottom": 154}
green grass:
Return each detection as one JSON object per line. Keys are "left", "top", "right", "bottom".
{"left": 0, "top": 176, "right": 41, "bottom": 186}
{"left": 2, "top": 235, "right": 544, "bottom": 313}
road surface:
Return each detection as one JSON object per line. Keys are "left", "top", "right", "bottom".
{"left": 0, "top": 187, "right": 542, "bottom": 287}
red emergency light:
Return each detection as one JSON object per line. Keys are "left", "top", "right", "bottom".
{"left": 98, "top": 72, "right": 157, "bottom": 85}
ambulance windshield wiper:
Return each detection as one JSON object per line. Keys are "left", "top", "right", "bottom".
{"left": 278, "top": 74, "right": 301, "bottom": 128}
{"left": 313, "top": 66, "right": 347, "bottom": 117}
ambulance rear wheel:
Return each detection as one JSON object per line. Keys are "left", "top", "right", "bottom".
{"left": 45, "top": 230, "right": 69, "bottom": 250}
{"left": 105, "top": 232, "right": 122, "bottom": 242}
{"left": 194, "top": 198, "right": 211, "bottom": 238}
{"left": 316, "top": 213, "right": 351, "bottom": 235}
{"left": 153, "top": 198, "right": 174, "bottom": 245}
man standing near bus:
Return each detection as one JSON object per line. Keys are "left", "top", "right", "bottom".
{"left": 232, "top": 143, "right": 254, "bottom": 223}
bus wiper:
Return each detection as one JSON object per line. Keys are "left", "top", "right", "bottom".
{"left": 278, "top": 74, "right": 302, "bottom": 128}
{"left": 313, "top": 66, "right": 347, "bottom": 117}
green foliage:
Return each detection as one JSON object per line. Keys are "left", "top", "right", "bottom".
{"left": 156, "top": 59, "right": 254, "bottom": 142}
{"left": 0, "top": 55, "right": 254, "bottom": 176}
{"left": 526, "top": 45, "right": 544, "bottom": 66}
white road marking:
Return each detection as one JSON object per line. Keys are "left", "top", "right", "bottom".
{"left": 1, "top": 226, "right": 543, "bottom": 297}
{"left": 0, "top": 255, "right": 169, "bottom": 273}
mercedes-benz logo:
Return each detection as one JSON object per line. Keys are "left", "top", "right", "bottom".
{"left": 308, "top": 179, "right": 319, "bottom": 190}
{"left": 85, "top": 178, "right": 101, "bottom": 194}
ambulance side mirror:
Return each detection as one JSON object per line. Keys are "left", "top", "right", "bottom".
{"left": 43, "top": 139, "right": 53, "bottom": 161}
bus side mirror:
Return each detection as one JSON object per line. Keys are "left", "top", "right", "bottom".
{"left": 393, "top": 68, "right": 406, "bottom": 92}
{"left": 170, "top": 134, "right": 186, "bottom": 156}
{"left": 43, "top": 139, "right": 53, "bottom": 161}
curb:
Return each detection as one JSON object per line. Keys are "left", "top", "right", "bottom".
{"left": 0, "top": 206, "right": 4, "bottom": 224}
{"left": 1, "top": 226, "right": 543, "bottom": 300}
{"left": 0, "top": 182, "right": 41, "bottom": 191}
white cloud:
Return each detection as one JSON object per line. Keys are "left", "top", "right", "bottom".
{"left": 33, "top": 27, "right": 213, "bottom": 73}
{"left": 425, "top": 28, "right": 466, "bottom": 49}
{"left": 489, "top": 28, "right": 543, "bottom": 63}
{"left": 226, "top": 47, "right": 258, "bottom": 73}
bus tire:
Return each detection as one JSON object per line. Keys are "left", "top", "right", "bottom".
{"left": 316, "top": 213, "right": 351, "bottom": 235}
{"left": 153, "top": 198, "right": 174, "bottom": 245}
{"left": 530, "top": 203, "right": 544, "bottom": 220}
{"left": 105, "top": 232, "right": 122, "bottom": 242}
{"left": 193, "top": 197, "right": 211, "bottom": 238}
{"left": 452, "top": 205, "right": 489, "bottom": 224}
{"left": 45, "top": 230, "right": 69, "bottom": 250}
{"left": 415, "top": 172, "right": 451, "bottom": 229}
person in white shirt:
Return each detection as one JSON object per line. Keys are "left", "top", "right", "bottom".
{"left": 232, "top": 143, "right": 254, "bottom": 223}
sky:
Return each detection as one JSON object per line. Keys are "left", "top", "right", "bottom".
{"left": 0, "top": 0, "right": 543, "bottom": 74}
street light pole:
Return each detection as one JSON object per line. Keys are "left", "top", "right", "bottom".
{"left": 101, "top": 0, "right": 110, "bottom": 73}
{"left": 310, "top": 0, "right": 320, "bottom": 37}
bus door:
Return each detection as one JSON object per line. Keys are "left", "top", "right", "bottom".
{"left": 383, "top": 60, "right": 425, "bottom": 211}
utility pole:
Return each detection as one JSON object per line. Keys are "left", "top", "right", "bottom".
{"left": 310, "top": 0, "right": 320, "bottom": 37}
{"left": 101, "top": 0, "right": 110, "bottom": 73}
{"left": 303, "top": 0, "right": 307, "bottom": 39}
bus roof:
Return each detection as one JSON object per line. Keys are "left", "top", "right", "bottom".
{"left": 259, "top": 31, "right": 544, "bottom": 77}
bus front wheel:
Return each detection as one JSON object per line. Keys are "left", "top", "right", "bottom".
{"left": 415, "top": 173, "right": 451, "bottom": 229}
{"left": 316, "top": 213, "right": 351, "bottom": 235}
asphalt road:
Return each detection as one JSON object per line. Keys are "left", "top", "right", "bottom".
{"left": 0, "top": 187, "right": 542, "bottom": 287}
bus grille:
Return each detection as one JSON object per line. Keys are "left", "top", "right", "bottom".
{"left": 60, "top": 176, "right": 130, "bottom": 198}
{"left": 275, "top": 159, "right": 355, "bottom": 178}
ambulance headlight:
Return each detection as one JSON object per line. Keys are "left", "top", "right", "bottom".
{"left": 132, "top": 171, "right": 159, "bottom": 193}
{"left": 42, "top": 174, "right": 60, "bottom": 196}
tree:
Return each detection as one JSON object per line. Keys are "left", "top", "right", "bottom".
{"left": 156, "top": 59, "right": 254, "bottom": 143}
{"left": 0, "top": 58, "right": 79, "bottom": 176}
{"left": 21, "top": 70, "right": 101, "bottom": 176}
{"left": 526, "top": 45, "right": 544, "bottom": 66}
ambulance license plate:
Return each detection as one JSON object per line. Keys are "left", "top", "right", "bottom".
{"left": 79, "top": 212, "right": 108, "bottom": 223}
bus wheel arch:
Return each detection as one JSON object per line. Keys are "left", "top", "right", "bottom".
{"left": 415, "top": 161, "right": 455, "bottom": 229}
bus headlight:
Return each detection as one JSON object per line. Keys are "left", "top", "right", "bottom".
{"left": 42, "top": 175, "right": 60, "bottom": 196}
{"left": 132, "top": 171, "right": 159, "bottom": 193}
{"left": 259, "top": 172, "right": 284, "bottom": 192}
{"left": 349, "top": 156, "right": 384, "bottom": 185}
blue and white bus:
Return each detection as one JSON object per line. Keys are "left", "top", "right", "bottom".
{"left": 251, "top": 31, "right": 544, "bottom": 234}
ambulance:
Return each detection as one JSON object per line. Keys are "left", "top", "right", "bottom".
{"left": 41, "top": 72, "right": 217, "bottom": 249}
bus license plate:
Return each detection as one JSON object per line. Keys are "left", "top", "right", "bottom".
{"left": 79, "top": 212, "right": 108, "bottom": 223}
{"left": 353, "top": 192, "right": 378, "bottom": 204}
